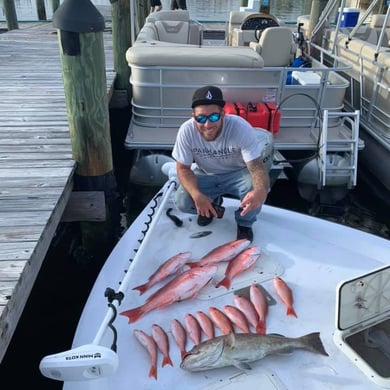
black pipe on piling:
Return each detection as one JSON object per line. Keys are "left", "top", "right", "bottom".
{"left": 53, "top": 0, "right": 119, "bottom": 257}
{"left": 3, "top": 0, "right": 19, "bottom": 31}
{"left": 51, "top": 0, "right": 60, "bottom": 14}
{"left": 36, "top": 0, "right": 47, "bottom": 21}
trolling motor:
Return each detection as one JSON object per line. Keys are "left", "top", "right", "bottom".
{"left": 39, "top": 344, "right": 119, "bottom": 381}
{"left": 40, "top": 287, "right": 123, "bottom": 381}
{"left": 40, "top": 168, "right": 179, "bottom": 382}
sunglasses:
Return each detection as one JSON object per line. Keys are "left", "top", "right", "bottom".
{"left": 194, "top": 112, "right": 221, "bottom": 124}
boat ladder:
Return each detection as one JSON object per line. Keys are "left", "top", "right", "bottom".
{"left": 318, "top": 110, "right": 360, "bottom": 189}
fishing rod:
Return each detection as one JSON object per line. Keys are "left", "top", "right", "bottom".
{"left": 39, "top": 164, "right": 178, "bottom": 382}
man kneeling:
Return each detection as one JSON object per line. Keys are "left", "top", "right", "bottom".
{"left": 172, "top": 85, "right": 271, "bottom": 242}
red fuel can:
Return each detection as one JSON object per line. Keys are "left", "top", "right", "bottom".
{"left": 235, "top": 102, "right": 247, "bottom": 119}
{"left": 224, "top": 102, "right": 238, "bottom": 115}
{"left": 264, "top": 102, "right": 281, "bottom": 134}
{"left": 246, "top": 102, "right": 269, "bottom": 129}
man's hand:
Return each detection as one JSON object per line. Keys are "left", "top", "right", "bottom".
{"left": 176, "top": 162, "right": 218, "bottom": 218}
{"left": 193, "top": 193, "right": 218, "bottom": 218}
{"left": 239, "top": 188, "right": 267, "bottom": 216}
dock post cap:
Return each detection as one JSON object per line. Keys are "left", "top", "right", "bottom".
{"left": 53, "top": 0, "right": 105, "bottom": 33}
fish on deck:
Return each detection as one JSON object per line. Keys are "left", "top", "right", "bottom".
{"left": 132, "top": 251, "right": 192, "bottom": 295}
{"left": 121, "top": 264, "right": 218, "bottom": 323}
{"left": 180, "top": 331, "right": 328, "bottom": 372}
{"left": 188, "top": 239, "right": 251, "bottom": 268}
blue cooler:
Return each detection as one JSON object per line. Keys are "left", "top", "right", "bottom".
{"left": 338, "top": 7, "right": 360, "bottom": 27}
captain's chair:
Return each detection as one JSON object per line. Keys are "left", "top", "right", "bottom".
{"left": 250, "top": 27, "right": 295, "bottom": 66}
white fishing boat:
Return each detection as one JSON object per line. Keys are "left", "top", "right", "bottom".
{"left": 39, "top": 162, "right": 390, "bottom": 389}
{"left": 124, "top": 8, "right": 363, "bottom": 203}
{"left": 298, "top": 0, "right": 390, "bottom": 204}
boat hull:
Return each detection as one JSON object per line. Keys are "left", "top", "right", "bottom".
{"left": 59, "top": 179, "right": 389, "bottom": 390}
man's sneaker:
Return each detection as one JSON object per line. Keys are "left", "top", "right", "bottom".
{"left": 237, "top": 225, "right": 253, "bottom": 242}
{"left": 197, "top": 215, "right": 213, "bottom": 226}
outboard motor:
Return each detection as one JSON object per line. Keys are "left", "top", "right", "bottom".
{"left": 129, "top": 151, "right": 175, "bottom": 186}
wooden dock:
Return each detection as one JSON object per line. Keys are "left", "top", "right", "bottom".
{"left": 0, "top": 22, "right": 116, "bottom": 363}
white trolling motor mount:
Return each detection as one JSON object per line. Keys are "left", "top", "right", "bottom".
{"left": 39, "top": 344, "right": 119, "bottom": 381}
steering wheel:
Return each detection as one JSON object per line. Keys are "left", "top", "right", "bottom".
{"left": 255, "top": 25, "right": 266, "bottom": 41}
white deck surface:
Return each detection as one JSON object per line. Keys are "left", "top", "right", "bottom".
{"left": 55, "top": 177, "right": 390, "bottom": 390}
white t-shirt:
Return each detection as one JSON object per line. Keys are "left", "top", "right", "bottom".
{"left": 172, "top": 114, "right": 268, "bottom": 174}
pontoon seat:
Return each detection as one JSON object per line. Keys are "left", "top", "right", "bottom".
{"left": 146, "top": 10, "right": 191, "bottom": 23}
{"left": 226, "top": 11, "right": 256, "bottom": 46}
{"left": 229, "top": 12, "right": 281, "bottom": 47}
{"left": 249, "top": 27, "right": 295, "bottom": 66}
{"left": 369, "top": 14, "right": 390, "bottom": 46}
{"left": 155, "top": 21, "right": 191, "bottom": 44}
{"left": 326, "top": 14, "right": 390, "bottom": 48}
{"left": 370, "top": 14, "right": 390, "bottom": 28}
{"left": 323, "top": 28, "right": 389, "bottom": 138}
{"left": 134, "top": 21, "right": 202, "bottom": 46}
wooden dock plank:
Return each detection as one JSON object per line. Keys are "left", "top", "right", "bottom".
{"left": 0, "top": 21, "right": 117, "bottom": 362}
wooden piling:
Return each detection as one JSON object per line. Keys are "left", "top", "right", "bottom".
{"left": 51, "top": 0, "right": 61, "bottom": 14}
{"left": 111, "top": 0, "right": 132, "bottom": 107}
{"left": 137, "top": 0, "right": 149, "bottom": 29}
{"left": 53, "top": 0, "right": 118, "bottom": 255}
{"left": 3, "top": 0, "right": 19, "bottom": 31}
{"left": 36, "top": 0, "right": 47, "bottom": 21}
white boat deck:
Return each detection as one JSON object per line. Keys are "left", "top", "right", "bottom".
{"left": 47, "top": 177, "right": 390, "bottom": 390}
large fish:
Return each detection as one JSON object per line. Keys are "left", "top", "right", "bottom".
{"left": 121, "top": 264, "right": 218, "bottom": 323}
{"left": 188, "top": 239, "right": 251, "bottom": 268}
{"left": 180, "top": 331, "right": 328, "bottom": 372}
{"left": 132, "top": 251, "right": 192, "bottom": 295}
{"left": 215, "top": 246, "right": 260, "bottom": 290}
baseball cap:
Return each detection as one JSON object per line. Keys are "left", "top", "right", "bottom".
{"left": 191, "top": 86, "right": 226, "bottom": 108}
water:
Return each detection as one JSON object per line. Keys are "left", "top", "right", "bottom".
{"left": 1, "top": 0, "right": 312, "bottom": 23}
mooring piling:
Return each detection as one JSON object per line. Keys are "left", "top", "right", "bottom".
{"left": 110, "top": 0, "right": 132, "bottom": 107}
{"left": 3, "top": 0, "right": 19, "bottom": 30}
{"left": 53, "top": 0, "right": 119, "bottom": 254}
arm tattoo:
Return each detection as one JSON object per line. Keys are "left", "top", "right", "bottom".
{"left": 247, "top": 157, "right": 270, "bottom": 192}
